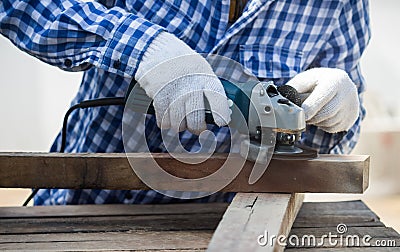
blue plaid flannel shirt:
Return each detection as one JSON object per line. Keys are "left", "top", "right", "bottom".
{"left": 0, "top": 0, "right": 370, "bottom": 205}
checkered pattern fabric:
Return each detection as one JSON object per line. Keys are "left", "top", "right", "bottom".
{"left": 0, "top": 0, "right": 370, "bottom": 205}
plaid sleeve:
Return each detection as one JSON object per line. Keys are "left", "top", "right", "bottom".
{"left": 0, "top": 0, "right": 164, "bottom": 77}
{"left": 301, "top": 0, "right": 371, "bottom": 154}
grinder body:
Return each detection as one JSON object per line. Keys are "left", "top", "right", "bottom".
{"left": 126, "top": 79, "right": 307, "bottom": 163}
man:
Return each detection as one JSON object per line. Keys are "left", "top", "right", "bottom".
{"left": 0, "top": 0, "right": 370, "bottom": 205}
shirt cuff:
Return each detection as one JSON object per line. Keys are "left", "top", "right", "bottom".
{"left": 94, "top": 14, "right": 165, "bottom": 78}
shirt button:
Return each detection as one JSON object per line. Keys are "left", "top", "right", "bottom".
{"left": 64, "top": 59, "right": 72, "bottom": 68}
{"left": 125, "top": 192, "right": 133, "bottom": 200}
{"left": 113, "top": 60, "right": 121, "bottom": 69}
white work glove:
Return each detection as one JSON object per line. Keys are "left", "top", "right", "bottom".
{"left": 135, "top": 32, "right": 231, "bottom": 134}
{"left": 286, "top": 68, "right": 359, "bottom": 133}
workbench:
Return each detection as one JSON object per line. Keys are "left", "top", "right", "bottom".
{"left": 1, "top": 152, "right": 398, "bottom": 251}
{"left": 1, "top": 200, "right": 399, "bottom": 251}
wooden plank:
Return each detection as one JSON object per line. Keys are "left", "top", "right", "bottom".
{"left": 0, "top": 152, "right": 369, "bottom": 193}
{"left": 289, "top": 226, "right": 400, "bottom": 240}
{"left": 286, "top": 200, "right": 400, "bottom": 250}
{"left": 0, "top": 230, "right": 212, "bottom": 251}
{"left": 293, "top": 200, "right": 383, "bottom": 228}
{"left": 0, "top": 203, "right": 228, "bottom": 218}
{"left": 292, "top": 215, "right": 384, "bottom": 228}
{"left": 207, "top": 193, "right": 304, "bottom": 252}
{"left": 298, "top": 200, "right": 371, "bottom": 211}
{"left": 0, "top": 213, "right": 223, "bottom": 235}
{"left": 0, "top": 204, "right": 221, "bottom": 251}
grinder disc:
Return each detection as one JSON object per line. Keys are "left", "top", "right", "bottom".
{"left": 272, "top": 144, "right": 318, "bottom": 160}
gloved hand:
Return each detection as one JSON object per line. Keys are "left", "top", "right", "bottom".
{"left": 286, "top": 68, "right": 359, "bottom": 133}
{"left": 135, "top": 32, "right": 231, "bottom": 134}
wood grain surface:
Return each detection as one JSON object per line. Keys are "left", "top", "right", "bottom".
{"left": 0, "top": 152, "right": 369, "bottom": 193}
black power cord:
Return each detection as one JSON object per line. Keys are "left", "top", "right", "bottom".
{"left": 22, "top": 97, "right": 126, "bottom": 206}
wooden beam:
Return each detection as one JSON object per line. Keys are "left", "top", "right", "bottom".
{"left": 0, "top": 231, "right": 214, "bottom": 251}
{"left": 0, "top": 152, "right": 369, "bottom": 193}
{"left": 0, "top": 203, "right": 228, "bottom": 219}
{"left": 207, "top": 193, "right": 304, "bottom": 252}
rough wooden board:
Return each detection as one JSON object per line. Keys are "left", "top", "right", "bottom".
{"left": 207, "top": 193, "right": 304, "bottom": 252}
{"left": 0, "top": 214, "right": 223, "bottom": 235}
{"left": 0, "top": 230, "right": 212, "bottom": 251}
{"left": 0, "top": 152, "right": 369, "bottom": 193}
{"left": 289, "top": 226, "right": 400, "bottom": 239}
{"left": 298, "top": 201, "right": 371, "bottom": 211}
{"left": 286, "top": 200, "right": 400, "bottom": 250}
{"left": 292, "top": 200, "right": 383, "bottom": 228}
{"left": 0, "top": 201, "right": 398, "bottom": 251}
{"left": 285, "top": 234, "right": 400, "bottom": 249}
{"left": 292, "top": 216, "right": 384, "bottom": 228}
{"left": 0, "top": 204, "right": 222, "bottom": 251}
{"left": 0, "top": 203, "right": 228, "bottom": 218}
